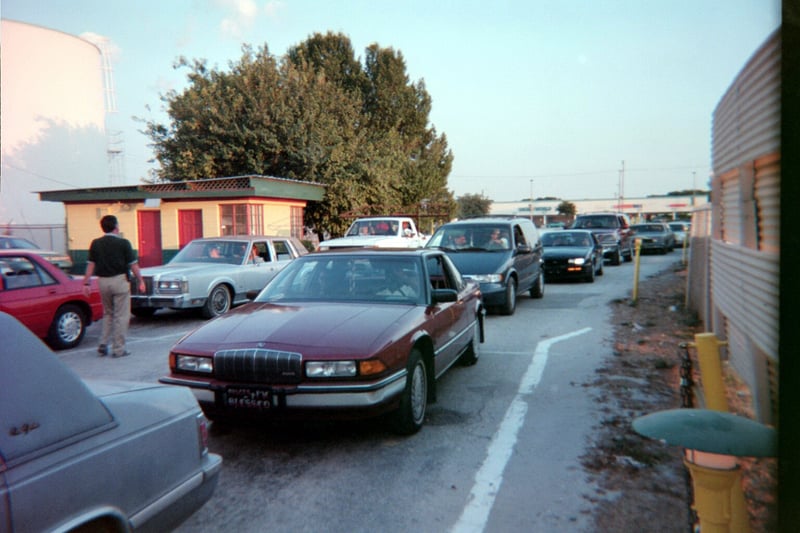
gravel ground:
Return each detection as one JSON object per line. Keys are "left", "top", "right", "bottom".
{"left": 581, "top": 259, "right": 777, "bottom": 532}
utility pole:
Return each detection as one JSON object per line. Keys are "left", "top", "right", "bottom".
{"left": 617, "top": 160, "right": 625, "bottom": 212}
{"left": 692, "top": 171, "right": 697, "bottom": 206}
{"left": 529, "top": 179, "right": 533, "bottom": 223}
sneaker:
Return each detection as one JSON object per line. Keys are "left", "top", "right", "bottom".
{"left": 98, "top": 344, "right": 109, "bottom": 356}
{"left": 112, "top": 351, "right": 131, "bottom": 358}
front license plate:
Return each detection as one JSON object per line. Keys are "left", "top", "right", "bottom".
{"left": 224, "top": 387, "right": 273, "bottom": 410}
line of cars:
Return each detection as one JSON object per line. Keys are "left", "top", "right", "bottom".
{"left": 1, "top": 213, "right": 691, "bottom": 530}
{"left": 540, "top": 213, "right": 691, "bottom": 284}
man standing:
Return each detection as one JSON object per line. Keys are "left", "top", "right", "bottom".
{"left": 83, "top": 215, "right": 146, "bottom": 357}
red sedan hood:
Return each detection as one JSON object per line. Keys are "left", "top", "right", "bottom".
{"left": 176, "top": 302, "right": 417, "bottom": 357}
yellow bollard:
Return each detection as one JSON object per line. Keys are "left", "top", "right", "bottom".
{"left": 684, "top": 454, "right": 751, "bottom": 533}
{"left": 694, "top": 333, "right": 729, "bottom": 412}
{"left": 631, "top": 238, "right": 642, "bottom": 303}
{"left": 689, "top": 333, "right": 749, "bottom": 532}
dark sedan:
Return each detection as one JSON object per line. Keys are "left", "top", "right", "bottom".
{"left": 541, "top": 230, "right": 604, "bottom": 282}
{"left": 160, "top": 249, "right": 484, "bottom": 434}
{"left": 630, "top": 223, "right": 676, "bottom": 254}
{"left": 0, "top": 251, "right": 102, "bottom": 349}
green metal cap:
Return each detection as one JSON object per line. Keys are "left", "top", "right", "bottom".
{"left": 632, "top": 408, "right": 776, "bottom": 457}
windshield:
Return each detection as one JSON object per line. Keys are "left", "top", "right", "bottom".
{"left": 541, "top": 231, "right": 593, "bottom": 247}
{"left": 0, "top": 237, "right": 39, "bottom": 250}
{"left": 631, "top": 224, "right": 665, "bottom": 233}
{"left": 256, "top": 255, "right": 424, "bottom": 305}
{"left": 346, "top": 219, "right": 398, "bottom": 237}
{"left": 427, "top": 224, "right": 510, "bottom": 251}
{"left": 170, "top": 240, "right": 249, "bottom": 265}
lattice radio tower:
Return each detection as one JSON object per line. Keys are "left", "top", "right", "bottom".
{"left": 84, "top": 34, "right": 125, "bottom": 186}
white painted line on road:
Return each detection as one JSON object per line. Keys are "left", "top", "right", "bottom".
{"left": 450, "top": 327, "right": 592, "bottom": 533}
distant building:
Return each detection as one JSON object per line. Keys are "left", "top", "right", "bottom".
{"left": 490, "top": 194, "right": 709, "bottom": 226}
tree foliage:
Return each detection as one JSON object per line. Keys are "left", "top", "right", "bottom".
{"left": 556, "top": 200, "right": 577, "bottom": 216}
{"left": 457, "top": 193, "right": 492, "bottom": 219}
{"left": 145, "top": 33, "right": 455, "bottom": 237}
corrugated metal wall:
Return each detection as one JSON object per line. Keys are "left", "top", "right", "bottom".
{"left": 703, "top": 29, "right": 780, "bottom": 424}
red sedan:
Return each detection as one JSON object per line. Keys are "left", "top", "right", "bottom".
{"left": 160, "top": 249, "right": 485, "bottom": 434}
{"left": 0, "top": 251, "right": 102, "bottom": 349}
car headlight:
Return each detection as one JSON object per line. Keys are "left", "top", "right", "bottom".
{"left": 157, "top": 279, "right": 188, "bottom": 293}
{"left": 175, "top": 354, "right": 214, "bottom": 373}
{"left": 465, "top": 274, "right": 504, "bottom": 283}
{"left": 568, "top": 258, "right": 586, "bottom": 265}
{"left": 306, "top": 361, "right": 357, "bottom": 378}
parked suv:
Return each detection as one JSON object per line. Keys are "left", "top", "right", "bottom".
{"left": 570, "top": 212, "right": 634, "bottom": 262}
{"left": 425, "top": 217, "right": 544, "bottom": 315}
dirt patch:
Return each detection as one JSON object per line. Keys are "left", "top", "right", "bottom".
{"left": 583, "top": 260, "right": 777, "bottom": 532}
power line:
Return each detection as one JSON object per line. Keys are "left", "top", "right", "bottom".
{"left": 452, "top": 165, "right": 708, "bottom": 180}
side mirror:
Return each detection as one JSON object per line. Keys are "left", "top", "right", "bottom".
{"left": 516, "top": 243, "right": 532, "bottom": 254}
{"left": 431, "top": 288, "right": 458, "bottom": 304}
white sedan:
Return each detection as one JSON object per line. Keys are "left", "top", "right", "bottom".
{"left": 131, "top": 236, "right": 308, "bottom": 318}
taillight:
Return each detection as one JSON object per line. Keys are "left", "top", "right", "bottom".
{"left": 196, "top": 413, "right": 210, "bottom": 456}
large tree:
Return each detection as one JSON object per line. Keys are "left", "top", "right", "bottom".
{"left": 145, "top": 33, "right": 455, "bottom": 237}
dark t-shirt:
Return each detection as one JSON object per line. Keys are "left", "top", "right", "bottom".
{"left": 88, "top": 234, "right": 137, "bottom": 277}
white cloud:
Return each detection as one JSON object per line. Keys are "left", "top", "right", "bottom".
{"left": 215, "top": 0, "right": 260, "bottom": 38}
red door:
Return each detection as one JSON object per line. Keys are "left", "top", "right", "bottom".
{"left": 178, "top": 209, "right": 203, "bottom": 249}
{"left": 137, "top": 211, "right": 162, "bottom": 267}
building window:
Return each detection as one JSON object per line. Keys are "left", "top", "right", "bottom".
{"left": 220, "top": 204, "right": 264, "bottom": 235}
{"left": 290, "top": 206, "right": 305, "bottom": 239}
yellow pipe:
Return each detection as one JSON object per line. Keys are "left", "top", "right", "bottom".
{"left": 631, "top": 238, "right": 642, "bottom": 303}
{"left": 687, "top": 334, "right": 750, "bottom": 532}
{"left": 694, "top": 333, "right": 729, "bottom": 411}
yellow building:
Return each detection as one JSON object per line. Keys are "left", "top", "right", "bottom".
{"left": 39, "top": 175, "right": 325, "bottom": 272}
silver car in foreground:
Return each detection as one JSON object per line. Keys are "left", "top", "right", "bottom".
{"left": 131, "top": 236, "right": 308, "bottom": 318}
{"left": 0, "top": 312, "right": 222, "bottom": 532}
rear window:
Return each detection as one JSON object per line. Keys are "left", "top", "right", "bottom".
{"left": 573, "top": 215, "right": 618, "bottom": 229}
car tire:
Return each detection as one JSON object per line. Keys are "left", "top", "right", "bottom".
{"left": 47, "top": 304, "right": 86, "bottom": 349}
{"left": 500, "top": 277, "right": 517, "bottom": 315}
{"left": 459, "top": 316, "right": 482, "bottom": 366}
{"left": 203, "top": 284, "right": 232, "bottom": 318}
{"left": 611, "top": 249, "right": 621, "bottom": 265}
{"left": 529, "top": 270, "right": 545, "bottom": 299}
{"left": 392, "top": 349, "right": 428, "bottom": 435}
{"left": 585, "top": 263, "right": 595, "bottom": 283}
{"left": 132, "top": 308, "right": 158, "bottom": 318}
{"left": 624, "top": 245, "right": 634, "bottom": 262}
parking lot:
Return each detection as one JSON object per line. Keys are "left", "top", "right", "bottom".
{"left": 58, "top": 253, "right": 679, "bottom": 532}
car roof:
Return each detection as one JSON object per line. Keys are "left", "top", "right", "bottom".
{"left": 438, "top": 216, "right": 531, "bottom": 226}
{"left": 187, "top": 235, "right": 295, "bottom": 242}
{"left": 309, "top": 248, "right": 435, "bottom": 257}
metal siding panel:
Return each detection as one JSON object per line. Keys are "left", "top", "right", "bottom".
{"left": 711, "top": 31, "right": 780, "bottom": 175}
{"left": 710, "top": 241, "right": 778, "bottom": 358}
{"left": 720, "top": 173, "right": 742, "bottom": 245}
{"left": 755, "top": 156, "right": 780, "bottom": 252}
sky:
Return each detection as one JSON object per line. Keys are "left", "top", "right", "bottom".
{"left": 1, "top": 0, "right": 781, "bottom": 202}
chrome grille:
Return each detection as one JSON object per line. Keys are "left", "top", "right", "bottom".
{"left": 214, "top": 348, "right": 303, "bottom": 383}
{"left": 131, "top": 276, "right": 154, "bottom": 295}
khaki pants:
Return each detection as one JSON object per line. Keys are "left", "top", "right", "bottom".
{"left": 98, "top": 274, "right": 131, "bottom": 356}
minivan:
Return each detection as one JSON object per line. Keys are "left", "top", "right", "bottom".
{"left": 425, "top": 217, "right": 544, "bottom": 315}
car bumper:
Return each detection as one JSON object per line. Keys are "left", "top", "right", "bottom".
{"left": 476, "top": 283, "right": 507, "bottom": 306}
{"left": 130, "top": 452, "right": 222, "bottom": 532}
{"left": 543, "top": 264, "right": 592, "bottom": 279}
{"left": 159, "top": 370, "right": 408, "bottom": 418}
{"left": 131, "top": 294, "right": 205, "bottom": 309}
